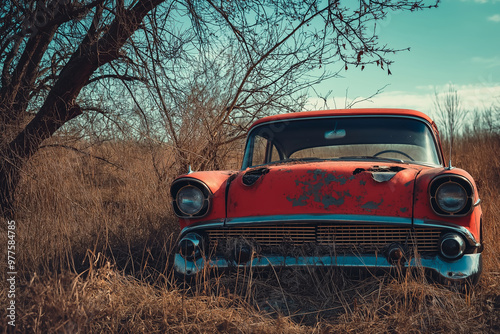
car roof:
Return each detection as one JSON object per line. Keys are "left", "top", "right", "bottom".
{"left": 249, "top": 108, "right": 436, "bottom": 130}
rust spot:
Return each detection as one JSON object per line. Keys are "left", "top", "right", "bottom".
{"left": 308, "top": 169, "right": 348, "bottom": 185}
{"left": 361, "top": 199, "right": 384, "bottom": 211}
{"left": 286, "top": 195, "right": 308, "bottom": 207}
{"left": 286, "top": 171, "right": 350, "bottom": 209}
{"left": 321, "top": 194, "right": 344, "bottom": 209}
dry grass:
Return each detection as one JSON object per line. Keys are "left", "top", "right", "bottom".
{"left": 1, "top": 135, "right": 499, "bottom": 333}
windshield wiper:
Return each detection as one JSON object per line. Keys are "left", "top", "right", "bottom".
{"left": 339, "top": 156, "right": 406, "bottom": 164}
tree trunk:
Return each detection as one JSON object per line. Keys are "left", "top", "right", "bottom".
{"left": 0, "top": 0, "right": 164, "bottom": 218}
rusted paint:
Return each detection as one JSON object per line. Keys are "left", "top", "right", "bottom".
{"left": 361, "top": 199, "right": 384, "bottom": 211}
{"left": 308, "top": 169, "right": 349, "bottom": 185}
{"left": 286, "top": 194, "right": 308, "bottom": 207}
{"left": 223, "top": 161, "right": 419, "bottom": 218}
{"left": 321, "top": 193, "right": 346, "bottom": 209}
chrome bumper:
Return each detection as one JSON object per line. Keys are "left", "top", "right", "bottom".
{"left": 174, "top": 252, "right": 482, "bottom": 283}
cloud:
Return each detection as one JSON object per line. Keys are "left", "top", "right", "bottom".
{"left": 487, "top": 14, "right": 500, "bottom": 22}
{"left": 460, "top": 0, "right": 500, "bottom": 3}
{"left": 471, "top": 56, "right": 500, "bottom": 68}
{"left": 307, "top": 83, "right": 500, "bottom": 115}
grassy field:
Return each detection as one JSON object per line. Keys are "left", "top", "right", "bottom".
{"left": 1, "top": 134, "right": 499, "bottom": 333}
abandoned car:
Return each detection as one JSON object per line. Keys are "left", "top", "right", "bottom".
{"left": 171, "top": 109, "right": 483, "bottom": 284}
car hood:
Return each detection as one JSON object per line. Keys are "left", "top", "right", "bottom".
{"left": 226, "top": 161, "right": 425, "bottom": 220}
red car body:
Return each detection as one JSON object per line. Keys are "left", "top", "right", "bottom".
{"left": 171, "top": 109, "right": 482, "bottom": 283}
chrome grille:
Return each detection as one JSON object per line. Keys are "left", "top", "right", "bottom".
{"left": 206, "top": 224, "right": 442, "bottom": 253}
{"left": 317, "top": 225, "right": 441, "bottom": 251}
{"left": 207, "top": 225, "right": 315, "bottom": 247}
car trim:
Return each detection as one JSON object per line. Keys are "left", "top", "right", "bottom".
{"left": 174, "top": 252, "right": 482, "bottom": 283}
{"left": 180, "top": 219, "right": 225, "bottom": 236}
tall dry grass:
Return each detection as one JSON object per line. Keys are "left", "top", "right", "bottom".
{"left": 0, "top": 133, "right": 499, "bottom": 333}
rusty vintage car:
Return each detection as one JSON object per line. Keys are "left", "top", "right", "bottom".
{"left": 170, "top": 108, "right": 483, "bottom": 284}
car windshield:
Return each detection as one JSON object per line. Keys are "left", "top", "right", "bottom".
{"left": 242, "top": 116, "right": 442, "bottom": 168}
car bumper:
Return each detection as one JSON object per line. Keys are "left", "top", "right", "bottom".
{"left": 174, "top": 252, "right": 482, "bottom": 283}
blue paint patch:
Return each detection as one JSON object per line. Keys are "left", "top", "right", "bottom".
{"left": 286, "top": 195, "right": 308, "bottom": 207}
{"left": 321, "top": 194, "right": 344, "bottom": 209}
{"left": 361, "top": 199, "right": 384, "bottom": 211}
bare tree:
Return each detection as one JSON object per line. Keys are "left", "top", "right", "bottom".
{"left": 433, "top": 85, "right": 468, "bottom": 154}
{"left": 0, "top": 0, "right": 164, "bottom": 217}
{"left": 135, "top": 0, "right": 442, "bottom": 173}
{"left": 0, "top": 0, "right": 440, "bottom": 217}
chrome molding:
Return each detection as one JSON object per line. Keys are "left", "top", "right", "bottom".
{"left": 180, "top": 219, "right": 225, "bottom": 236}
{"left": 414, "top": 219, "right": 479, "bottom": 247}
{"left": 174, "top": 252, "right": 482, "bottom": 282}
{"left": 225, "top": 214, "right": 413, "bottom": 226}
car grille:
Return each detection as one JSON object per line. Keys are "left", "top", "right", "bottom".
{"left": 205, "top": 224, "right": 442, "bottom": 253}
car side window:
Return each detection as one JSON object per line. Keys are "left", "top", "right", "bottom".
{"left": 252, "top": 135, "right": 280, "bottom": 165}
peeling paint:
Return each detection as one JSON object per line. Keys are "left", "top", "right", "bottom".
{"left": 244, "top": 162, "right": 418, "bottom": 217}
{"left": 286, "top": 171, "right": 351, "bottom": 209}
{"left": 361, "top": 199, "right": 384, "bottom": 211}
{"left": 400, "top": 207, "right": 408, "bottom": 213}
{"left": 308, "top": 169, "right": 348, "bottom": 185}
{"left": 321, "top": 195, "right": 344, "bottom": 209}
{"left": 286, "top": 195, "right": 308, "bottom": 207}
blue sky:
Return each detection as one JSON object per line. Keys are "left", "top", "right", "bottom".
{"left": 309, "top": 0, "right": 500, "bottom": 116}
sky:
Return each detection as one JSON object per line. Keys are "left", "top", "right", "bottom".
{"left": 308, "top": 0, "right": 500, "bottom": 117}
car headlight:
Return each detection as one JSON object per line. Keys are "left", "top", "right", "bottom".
{"left": 436, "top": 182, "right": 467, "bottom": 213}
{"left": 177, "top": 185, "right": 204, "bottom": 215}
{"left": 178, "top": 233, "right": 204, "bottom": 259}
{"left": 170, "top": 179, "right": 211, "bottom": 218}
{"left": 439, "top": 233, "right": 466, "bottom": 259}
{"left": 429, "top": 175, "right": 474, "bottom": 216}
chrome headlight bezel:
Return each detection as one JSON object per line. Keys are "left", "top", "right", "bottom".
{"left": 178, "top": 232, "right": 205, "bottom": 259}
{"left": 171, "top": 178, "right": 211, "bottom": 218}
{"left": 439, "top": 232, "right": 466, "bottom": 260}
{"left": 429, "top": 174, "right": 474, "bottom": 216}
